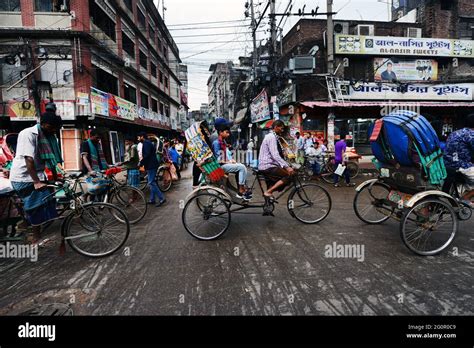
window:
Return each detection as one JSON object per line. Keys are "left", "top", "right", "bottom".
{"left": 140, "top": 92, "right": 149, "bottom": 109}
{"left": 95, "top": 68, "right": 118, "bottom": 96}
{"left": 165, "top": 106, "right": 169, "bottom": 117}
{"left": 89, "top": 0, "right": 116, "bottom": 41}
{"left": 124, "top": 83, "right": 137, "bottom": 104}
{"left": 163, "top": 46, "right": 168, "bottom": 60}
{"left": 0, "top": 0, "right": 20, "bottom": 11}
{"left": 157, "top": 37, "right": 162, "bottom": 52}
{"left": 123, "top": 0, "right": 132, "bottom": 12}
{"left": 164, "top": 76, "right": 169, "bottom": 89}
{"left": 159, "top": 102, "right": 164, "bottom": 115}
{"left": 139, "top": 50, "right": 147, "bottom": 70}
{"left": 122, "top": 33, "right": 135, "bottom": 58}
{"left": 151, "top": 98, "right": 158, "bottom": 112}
{"left": 459, "top": 18, "right": 474, "bottom": 40}
{"left": 137, "top": 9, "right": 146, "bottom": 28}
{"left": 151, "top": 62, "right": 157, "bottom": 78}
{"left": 149, "top": 26, "right": 156, "bottom": 44}
{"left": 35, "top": 0, "right": 69, "bottom": 12}
{"left": 440, "top": 0, "right": 452, "bottom": 10}
{"left": 159, "top": 70, "right": 163, "bottom": 83}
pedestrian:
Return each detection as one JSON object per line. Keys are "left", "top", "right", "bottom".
{"left": 247, "top": 138, "right": 255, "bottom": 166}
{"left": 9, "top": 111, "right": 63, "bottom": 244}
{"left": 295, "top": 132, "right": 305, "bottom": 164}
{"left": 304, "top": 133, "right": 313, "bottom": 151}
{"left": 305, "top": 142, "right": 323, "bottom": 176}
{"left": 120, "top": 135, "right": 140, "bottom": 188}
{"left": 138, "top": 132, "right": 166, "bottom": 207}
{"left": 169, "top": 144, "right": 182, "bottom": 179}
{"left": 333, "top": 132, "right": 355, "bottom": 187}
{"left": 192, "top": 121, "right": 212, "bottom": 188}
{"left": 81, "top": 129, "right": 109, "bottom": 176}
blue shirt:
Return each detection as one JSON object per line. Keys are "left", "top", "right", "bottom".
{"left": 443, "top": 128, "right": 474, "bottom": 169}
{"left": 169, "top": 147, "right": 181, "bottom": 164}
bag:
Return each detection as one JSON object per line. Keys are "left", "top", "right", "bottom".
{"left": 170, "top": 164, "right": 178, "bottom": 181}
{"left": 85, "top": 176, "right": 110, "bottom": 195}
{"left": 334, "top": 164, "right": 346, "bottom": 176}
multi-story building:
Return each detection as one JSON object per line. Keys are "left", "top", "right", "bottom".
{"left": 277, "top": 0, "right": 474, "bottom": 153}
{"left": 0, "top": 0, "right": 183, "bottom": 170}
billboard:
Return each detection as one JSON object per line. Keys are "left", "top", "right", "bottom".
{"left": 374, "top": 58, "right": 438, "bottom": 82}
{"left": 250, "top": 89, "right": 271, "bottom": 123}
{"left": 335, "top": 35, "right": 474, "bottom": 58}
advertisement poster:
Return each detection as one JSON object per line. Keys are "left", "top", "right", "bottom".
{"left": 374, "top": 58, "right": 438, "bottom": 81}
{"left": 336, "top": 35, "right": 474, "bottom": 58}
{"left": 90, "top": 87, "right": 109, "bottom": 117}
{"left": 7, "top": 100, "right": 36, "bottom": 121}
{"left": 250, "top": 89, "right": 271, "bottom": 123}
{"left": 348, "top": 83, "right": 473, "bottom": 101}
{"left": 114, "top": 96, "right": 138, "bottom": 121}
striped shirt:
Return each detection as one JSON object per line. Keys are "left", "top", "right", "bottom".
{"left": 258, "top": 132, "right": 289, "bottom": 171}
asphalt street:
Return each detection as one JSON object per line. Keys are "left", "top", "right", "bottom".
{"left": 0, "top": 168, "right": 473, "bottom": 315}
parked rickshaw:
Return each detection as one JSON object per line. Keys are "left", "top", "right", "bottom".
{"left": 353, "top": 111, "right": 472, "bottom": 256}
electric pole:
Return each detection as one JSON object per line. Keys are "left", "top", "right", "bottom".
{"left": 269, "top": 0, "right": 277, "bottom": 96}
{"left": 327, "top": 0, "right": 334, "bottom": 74}
{"left": 250, "top": 0, "right": 257, "bottom": 88}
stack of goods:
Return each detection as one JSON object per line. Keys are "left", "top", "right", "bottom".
{"left": 185, "top": 122, "right": 225, "bottom": 183}
{"left": 370, "top": 111, "right": 446, "bottom": 190}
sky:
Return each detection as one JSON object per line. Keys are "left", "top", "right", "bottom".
{"left": 154, "top": 0, "right": 392, "bottom": 110}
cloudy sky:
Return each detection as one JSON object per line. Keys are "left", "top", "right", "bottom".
{"left": 154, "top": 0, "right": 391, "bottom": 110}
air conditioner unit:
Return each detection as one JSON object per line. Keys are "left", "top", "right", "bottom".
{"left": 407, "top": 27, "right": 422, "bottom": 38}
{"left": 289, "top": 56, "right": 315, "bottom": 74}
{"left": 356, "top": 25, "right": 374, "bottom": 36}
{"left": 333, "top": 21, "right": 349, "bottom": 35}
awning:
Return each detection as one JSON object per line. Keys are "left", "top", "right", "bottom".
{"left": 300, "top": 101, "right": 474, "bottom": 108}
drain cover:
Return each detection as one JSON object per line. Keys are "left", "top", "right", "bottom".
{"left": 18, "top": 303, "right": 73, "bottom": 316}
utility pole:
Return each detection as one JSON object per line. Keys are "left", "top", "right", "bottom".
{"left": 250, "top": 0, "right": 257, "bottom": 88}
{"left": 269, "top": 0, "right": 278, "bottom": 98}
{"left": 327, "top": 0, "right": 334, "bottom": 75}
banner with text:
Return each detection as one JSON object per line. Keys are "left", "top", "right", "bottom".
{"left": 250, "top": 89, "right": 271, "bottom": 123}
{"left": 336, "top": 35, "right": 474, "bottom": 58}
{"left": 348, "top": 83, "right": 473, "bottom": 101}
{"left": 90, "top": 87, "right": 109, "bottom": 117}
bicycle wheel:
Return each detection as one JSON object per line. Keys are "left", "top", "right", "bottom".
{"left": 400, "top": 198, "right": 457, "bottom": 256}
{"left": 353, "top": 182, "right": 392, "bottom": 224}
{"left": 64, "top": 202, "right": 130, "bottom": 258}
{"left": 109, "top": 186, "right": 147, "bottom": 224}
{"left": 182, "top": 192, "right": 231, "bottom": 240}
{"left": 288, "top": 184, "right": 331, "bottom": 224}
{"left": 347, "top": 162, "right": 359, "bottom": 179}
{"left": 320, "top": 162, "right": 335, "bottom": 184}
{"left": 157, "top": 167, "right": 172, "bottom": 192}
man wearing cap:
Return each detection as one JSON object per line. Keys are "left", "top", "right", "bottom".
{"left": 138, "top": 132, "right": 166, "bottom": 207}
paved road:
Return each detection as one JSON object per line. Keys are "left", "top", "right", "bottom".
{"left": 0, "top": 170, "right": 473, "bottom": 315}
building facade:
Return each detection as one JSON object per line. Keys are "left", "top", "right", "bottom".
{"left": 0, "top": 0, "right": 183, "bottom": 170}
{"left": 277, "top": 1, "right": 474, "bottom": 153}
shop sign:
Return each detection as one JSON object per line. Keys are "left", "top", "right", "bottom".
{"left": 76, "top": 92, "right": 90, "bottom": 106}
{"left": 278, "top": 84, "right": 295, "bottom": 106}
{"left": 336, "top": 34, "right": 474, "bottom": 58}
{"left": 7, "top": 100, "right": 36, "bottom": 121}
{"left": 348, "top": 83, "right": 473, "bottom": 101}
{"left": 114, "top": 96, "right": 137, "bottom": 121}
{"left": 55, "top": 101, "right": 75, "bottom": 121}
{"left": 250, "top": 89, "right": 271, "bottom": 123}
{"left": 374, "top": 58, "right": 438, "bottom": 82}
{"left": 90, "top": 87, "right": 109, "bottom": 117}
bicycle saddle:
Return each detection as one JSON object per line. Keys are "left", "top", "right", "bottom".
{"left": 67, "top": 171, "right": 83, "bottom": 179}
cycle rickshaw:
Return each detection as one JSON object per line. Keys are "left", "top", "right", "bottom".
{"left": 181, "top": 122, "right": 332, "bottom": 240}
{"left": 353, "top": 111, "right": 472, "bottom": 256}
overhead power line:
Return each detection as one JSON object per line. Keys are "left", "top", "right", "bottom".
{"left": 167, "top": 19, "right": 250, "bottom": 27}
{"left": 169, "top": 24, "right": 253, "bottom": 31}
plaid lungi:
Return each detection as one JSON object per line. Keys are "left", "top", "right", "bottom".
{"left": 11, "top": 181, "right": 58, "bottom": 226}
{"left": 127, "top": 169, "right": 140, "bottom": 188}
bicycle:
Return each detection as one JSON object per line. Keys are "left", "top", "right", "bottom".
{"left": 319, "top": 154, "right": 359, "bottom": 184}
{"left": 0, "top": 172, "right": 130, "bottom": 258}
{"left": 139, "top": 164, "right": 172, "bottom": 193}
{"left": 182, "top": 167, "right": 332, "bottom": 241}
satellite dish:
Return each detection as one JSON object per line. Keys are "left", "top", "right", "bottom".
{"left": 334, "top": 23, "right": 344, "bottom": 33}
